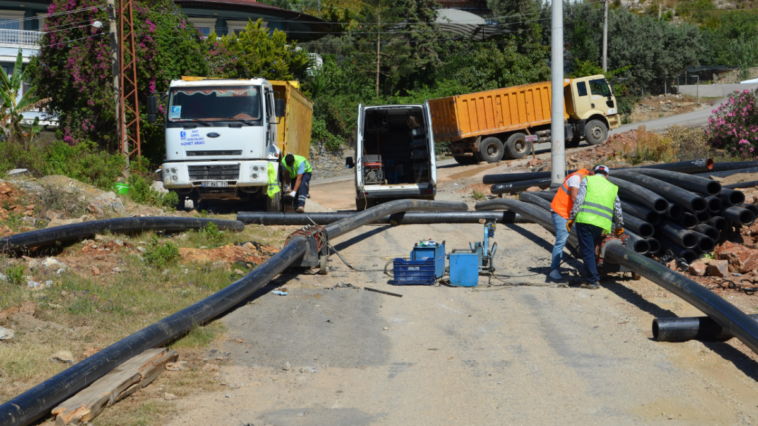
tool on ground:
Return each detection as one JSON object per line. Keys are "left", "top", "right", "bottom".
{"left": 448, "top": 222, "right": 499, "bottom": 287}
{"left": 365, "top": 287, "right": 403, "bottom": 297}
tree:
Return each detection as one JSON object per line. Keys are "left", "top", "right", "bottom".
{"left": 0, "top": 50, "right": 45, "bottom": 145}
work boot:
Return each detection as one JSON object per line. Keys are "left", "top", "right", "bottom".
{"left": 581, "top": 282, "right": 600, "bottom": 290}
{"left": 548, "top": 269, "right": 563, "bottom": 280}
{"left": 296, "top": 206, "right": 304, "bottom": 213}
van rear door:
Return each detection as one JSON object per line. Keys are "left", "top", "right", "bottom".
{"left": 355, "top": 103, "right": 365, "bottom": 194}
{"left": 423, "top": 101, "right": 437, "bottom": 189}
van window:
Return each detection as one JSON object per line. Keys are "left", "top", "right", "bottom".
{"left": 589, "top": 79, "right": 611, "bottom": 97}
{"left": 576, "top": 82, "right": 588, "bottom": 97}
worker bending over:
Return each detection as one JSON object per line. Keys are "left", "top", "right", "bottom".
{"left": 548, "top": 167, "right": 593, "bottom": 282}
{"left": 567, "top": 165, "right": 624, "bottom": 290}
{"left": 282, "top": 153, "right": 312, "bottom": 213}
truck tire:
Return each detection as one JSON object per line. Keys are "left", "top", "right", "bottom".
{"left": 504, "top": 133, "right": 532, "bottom": 159}
{"left": 584, "top": 119, "right": 608, "bottom": 145}
{"left": 453, "top": 155, "right": 478, "bottom": 165}
{"left": 478, "top": 137, "right": 504, "bottom": 163}
{"left": 265, "top": 191, "right": 282, "bottom": 212}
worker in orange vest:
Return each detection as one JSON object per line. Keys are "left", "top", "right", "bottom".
{"left": 547, "top": 168, "right": 593, "bottom": 281}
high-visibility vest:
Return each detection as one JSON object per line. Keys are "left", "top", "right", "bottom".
{"left": 281, "top": 154, "right": 312, "bottom": 179}
{"left": 575, "top": 175, "right": 619, "bottom": 233}
{"left": 267, "top": 162, "right": 280, "bottom": 199}
{"left": 550, "top": 169, "right": 590, "bottom": 219}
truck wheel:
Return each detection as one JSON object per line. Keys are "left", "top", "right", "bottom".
{"left": 453, "top": 155, "right": 478, "bottom": 165}
{"left": 265, "top": 191, "right": 282, "bottom": 212}
{"left": 478, "top": 137, "right": 504, "bottom": 163}
{"left": 504, "top": 133, "right": 532, "bottom": 159}
{"left": 585, "top": 120, "right": 608, "bottom": 145}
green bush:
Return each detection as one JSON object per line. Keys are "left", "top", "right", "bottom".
{"left": 198, "top": 222, "right": 225, "bottom": 247}
{"left": 143, "top": 236, "right": 180, "bottom": 267}
{"left": 128, "top": 174, "right": 178, "bottom": 210}
{"left": 5, "top": 265, "right": 25, "bottom": 285}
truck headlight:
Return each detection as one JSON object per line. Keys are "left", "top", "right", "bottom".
{"left": 252, "top": 173, "right": 258, "bottom": 179}
{"left": 253, "top": 166, "right": 259, "bottom": 172}
{"left": 170, "top": 168, "right": 177, "bottom": 174}
{"left": 171, "top": 175, "right": 178, "bottom": 181}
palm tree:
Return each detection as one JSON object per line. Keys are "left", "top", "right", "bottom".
{"left": 0, "top": 50, "right": 46, "bottom": 145}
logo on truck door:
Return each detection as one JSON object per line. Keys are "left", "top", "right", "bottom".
{"left": 207, "top": 132, "right": 220, "bottom": 138}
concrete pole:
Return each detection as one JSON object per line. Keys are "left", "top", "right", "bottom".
{"left": 106, "top": 0, "right": 122, "bottom": 156}
{"left": 602, "top": 0, "right": 608, "bottom": 72}
{"left": 550, "top": 0, "right": 565, "bottom": 187}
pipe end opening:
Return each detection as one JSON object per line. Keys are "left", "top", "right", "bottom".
{"left": 634, "top": 240, "right": 650, "bottom": 254}
{"left": 682, "top": 234, "right": 699, "bottom": 249}
{"left": 708, "top": 198, "right": 723, "bottom": 213}
{"left": 640, "top": 223, "right": 655, "bottom": 238}
{"left": 653, "top": 200, "right": 670, "bottom": 214}
{"left": 692, "top": 198, "right": 707, "bottom": 213}
{"left": 706, "top": 181, "right": 722, "bottom": 196}
{"left": 681, "top": 215, "right": 698, "bottom": 229}
{"left": 647, "top": 239, "right": 661, "bottom": 254}
{"left": 667, "top": 204, "right": 684, "bottom": 220}
{"left": 740, "top": 210, "right": 755, "bottom": 225}
{"left": 698, "top": 238, "right": 715, "bottom": 252}
{"left": 652, "top": 319, "right": 661, "bottom": 340}
{"left": 684, "top": 250, "right": 699, "bottom": 264}
{"left": 731, "top": 192, "right": 746, "bottom": 206}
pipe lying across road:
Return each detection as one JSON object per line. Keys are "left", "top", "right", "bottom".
{"left": 474, "top": 198, "right": 758, "bottom": 357}
{"left": 237, "top": 211, "right": 529, "bottom": 226}
{"left": 654, "top": 314, "right": 758, "bottom": 342}
{"left": 0, "top": 200, "right": 466, "bottom": 426}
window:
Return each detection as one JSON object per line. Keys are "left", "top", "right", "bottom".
{"left": 576, "top": 81, "right": 587, "bottom": 97}
{"left": 0, "top": 10, "right": 23, "bottom": 30}
{"left": 168, "top": 86, "right": 263, "bottom": 126}
{"left": 589, "top": 78, "right": 611, "bottom": 97}
{"left": 188, "top": 18, "right": 217, "bottom": 38}
{"left": 227, "top": 20, "right": 265, "bottom": 36}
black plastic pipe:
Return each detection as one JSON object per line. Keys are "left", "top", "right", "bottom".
{"left": 625, "top": 230, "right": 651, "bottom": 254}
{"left": 743, "top": 203, "right": 758, "bottom": 219}
{"left": 657, "top": 235, "right": 699, "bottom": 264}
{"left": 693, "top": 224, "right": 720, "bottom": 241}
{"left": 632, "top": 169, "right": 721, "bottom": 196}
{"left": 0, "top": 217, "right": 245, "bottom": 251}
{"left": 705, "top": 196, "right": 723, "bottom": 214}
{"left": 518, "top": 192, "right": 553, "bottom": 212}
{"left": 696, "top": 210, "right": 711, "bottom": 222}
{"left": 237, "top": 211, "right": 527, "bottom": 226}
{"left": 613, "top": 171, "right": 707, "bottom": 213}
{"left": 696, "top": 166, "right": 758, "bottom": 180}
{"left": 490, "top": 177, "right": 552, "bottom": 194}
{"left": 724, "top": 180, "right": 758, "bottom": 189}
{"left": 679, "top": 212, "right": 698, "bottom": 229}
{"left": 624, "top": 215, "right": 655, "bottom": 238}
{"left": 654, "top": 315, "right": 758, "bottom": 342}
{"left": 692, "top": 231, "right": 715, "bottom": 253}
{"left": 708, "top": 161, "right": 758, "bottom": 173}
{"left": 658, "top": 220, "right": 699, "bottom": 249}
{"left": 621, "top": 201, "right": 661, "bottom": 225}
{"left": 665, "top": 203, "right": 684, "bottom": 220}
{"left": 607, "top": 177, "right": 669, "bottom": 213}
{"left": 482, "top": 159, "right": 714, "bottom": 184}
{"left": 531, "top": 191, "right": 557, "bottom": 203}
{"left": 707, "top": 216, "right": 729, "bottom": 232}
{"left": 721, "top": 206, "right": 755, "bottom": 227}
{"left": 647, "top": 238, "right": 662, "bottom": 254}
{"left": 0, "top": 200, "right": 463, "bottom": 426}
{"left": 720, "top": 188, "right": 746, "bottom": 206}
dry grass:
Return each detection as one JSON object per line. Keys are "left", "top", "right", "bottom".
{"left": 609, "top": 125, "right": 678, "bottom": 165}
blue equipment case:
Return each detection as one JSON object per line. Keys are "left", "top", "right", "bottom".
{"left": 449, "top": 251, "right": 479, "bottom": 287}
{"left": 393, "top": 258, "right": 437, "bottom": 285}
{"left": 410, "top": 241, "right": 446, "bottom": 278}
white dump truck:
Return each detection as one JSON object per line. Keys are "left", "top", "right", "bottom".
{"left": 148, "top": 77, "right": 313, "bottom": 211}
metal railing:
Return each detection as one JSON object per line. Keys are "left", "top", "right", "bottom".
{"left": 0, "top": 29, "right": 44, "bottom": 47}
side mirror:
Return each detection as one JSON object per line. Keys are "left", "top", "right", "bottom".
{"left": 147, "top": 95, "right": 157, "bottom": 124}
{"left": 345, "top": 156, "right": 354, "bottom": 169}
{"left": 275, "top": 99, "right": 286, "bottom": 118}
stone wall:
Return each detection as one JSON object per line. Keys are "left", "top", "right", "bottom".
{"left": 308, "top": 142, "right": 355, "bottom": 181}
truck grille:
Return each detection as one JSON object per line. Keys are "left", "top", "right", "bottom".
{"left": 187, "top": 150, "right": 242, "bottom": 156}
{"left": 188, "top": 164, "right": 240, "bottom": 181}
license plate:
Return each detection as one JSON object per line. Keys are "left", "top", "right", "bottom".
{"left": 201, "top": 181, "right": 227, "bottom": 188}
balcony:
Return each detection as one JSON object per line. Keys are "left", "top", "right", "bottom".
{"left": 0, "top": 29, "right": 44, "bottom": 49}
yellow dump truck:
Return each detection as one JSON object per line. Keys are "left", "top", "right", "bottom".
{"left": 428, "top": 75, "right": 620, "bottom": 164}
{"left": 270, "top": 80, "right": 313, "bottom": 159}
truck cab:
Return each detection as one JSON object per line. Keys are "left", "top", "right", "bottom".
{"left": 153, "top": 78, "right": 285, "bottom": 211}
{"left": 565, "top": 75, "right": 621, "bottom": 146}
{"left": 350, "top": 102, "right": 437, "bottom": 210}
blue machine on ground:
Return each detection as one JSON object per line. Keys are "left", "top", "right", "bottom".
{"left": 448, "top": 222, "right": 498, "bottom": 287}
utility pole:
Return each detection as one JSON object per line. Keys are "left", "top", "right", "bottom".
{"left": 550, "top": 0, "right": 565, "bottom": 187}
{"left": 375, "top": 5, "right": 381, "bottom": 98}
{"left": 318, "top": 0, "right": 321, "bottom": 19}
{"left": 658, "top": 3, "right": 662, "bottom": 20}
{"left": 106, "top": 0, "right": 121, "bottom": 157}
{"left": 119, "top": 0, "right": 141, "bottom": 164}
{"left": 602, "top": 0, "right": 608, "bottom": 72}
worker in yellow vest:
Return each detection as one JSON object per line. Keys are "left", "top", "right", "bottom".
{"left": 282, "top": 153, "right": 313, "bottom": 213}
{"left": 567, "top": 165, "right": 624, "bottom": 290}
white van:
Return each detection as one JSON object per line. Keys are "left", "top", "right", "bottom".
{"left": 348, "top": 103, "right": 437, "bottom": 210}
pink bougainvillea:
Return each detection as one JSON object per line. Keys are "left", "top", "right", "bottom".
{"left": 707, "top": 89, "right": 758, "bottom": 158}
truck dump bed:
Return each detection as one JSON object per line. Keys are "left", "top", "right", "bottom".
{"left": 429, "top": 81, "right": 570, "bottom": 142}
{"left": 271, "top": 81, "right": 314, "bottom": 158}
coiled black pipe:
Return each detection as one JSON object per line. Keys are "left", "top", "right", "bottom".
{"left": 0, "top": 200, "right": 462, "bottom": 426}
{"left": 696, "top": 210, "right": 711, "bottom": 222}
{"left": 654, "top": 315, "right": 758, "bottom": 342}
{"left": 647, "top": 238, "right": 662, "bottom": 255}
{"left": 707, "top": 216, "right": 729, "bottom": 232}
{"left": 624, "top": 230, "right": 651, "bottom": 254}
{"left": 621, "top": 201, "right": 661, "bottom": 225}
{"left": 632, "top": 169, "right": 721, "bottom": 196}
{"left": 679, "top": 212, "right": 698, "bottom": 229}
{"left": 693, "top": 224, "right": 720, "bottom": 241}
{"left": 236, "top": 211, "right": 527, "bottom": 226}
{"left": 490, "top": 177, "right": 552, "bottom": 194}
{"left": 518, "top": 192, "right": 553, "bottom": 212}
{"left": 721, "top": 206, "right": 755, "bottom": 227}
{"left": 531, "top": 191, "right": 556, "bottom": 203}
{"left": 695, "top": 166, "right": 758, "bottom": 179}
{"left": 720, "top": 188, "right": 746, "bottom": 206}
{"left": 613, "top": 171, "right": 707, "bottom": 213}
{"left": 659, "top": 220, "right": 699, "bottom": 249}
{"left": 475, "top": 198, "right": 758, "bottom": 356}
{"left": 656, "top": 235, "right": 699, "bottom": 264}
{"left": 624, "top": 215, "right": 655, "bottom": 238}
{"left": 665, "top": 203, "right": 684, "bottom": 220}
{"left": 0, "top": 217, "right": 245, "bottom": 251}
{"left": 705, "top": 196, "right": 723, "bottom": 214}
{"left": 607, "top": 177, "right": 668, "bottom": 213}
{"left": 482, "top": 159, "right": 714, "bottom": 184}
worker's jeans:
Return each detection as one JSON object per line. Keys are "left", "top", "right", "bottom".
{"left": 550, "top": 212, "right": 570, "bottom": 270}
{"left": 576, "top": 223, "right": 604, "bottom": 284}
{"left": 296, "top": 172, "right": 312, "bottom": 208}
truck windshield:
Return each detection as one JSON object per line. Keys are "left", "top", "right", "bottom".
{"left": 589, "top": 79, "right": 612, "bottom": 97}
{"left": 168, "top": 86, "right": 263, "bottom": 125}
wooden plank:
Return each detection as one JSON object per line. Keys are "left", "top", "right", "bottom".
{"left": 52, "top": 348, "right": 178, "bottom": 425}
